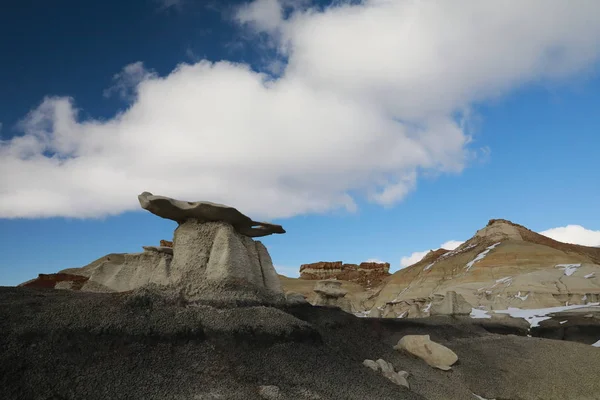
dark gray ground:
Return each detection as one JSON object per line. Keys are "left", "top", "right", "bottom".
{"left": 2, "top": 287, "right": 600, "bottom": 400}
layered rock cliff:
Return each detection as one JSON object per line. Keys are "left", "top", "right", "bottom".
{"left": 299, "top": 261, "right": 391, "bottom": 287}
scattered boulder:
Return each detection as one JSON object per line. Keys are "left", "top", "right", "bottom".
{"left": 286, "top": 291, "right": 308, "bottom": 305}
{"left": 362, "top": 359, "right": 379, "bottom": 371}
{"left": 394, "top": 335, "right": 458, "bottom": 371}
{"left": 313, "top": 280, "right": 352, "bottom": 312}
{"left": 430, "top": 291, "right": 472, "bottom": 316}
{"left": 362, "top": 359, "right": 410, "bottom": 388}
{"left": 258, "top": 385, "right": 282, "bottom": 399}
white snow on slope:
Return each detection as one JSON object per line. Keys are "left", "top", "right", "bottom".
{"left": 472, "top": 394, "right": 495, "bottom": 400}
{"left": 470, "top": 308, "right": 492, "bottom": 319}
{"left": 585, "top": 272, "right": 595, "bottom": 279}
{"left": 555, "top": 263, "right": 581, "bottom": 276}
{"left": 466, "top": 242, "right": 502, "bottom": 272}
{"left": 423, "top": 263, "right": 434, "bottom": 271}
{"left": 494, "top": 303, "right": 600, "bottom": 327}
{"left": 592, "top": 339, "right": 600, "bottom": 347}
{"left": 515, "top": 291, "right": 529, "bottom": 301}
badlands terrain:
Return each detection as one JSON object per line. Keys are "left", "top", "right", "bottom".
{"left": 4, "top": 194, "right": 600, "bottom": 400}
{"left": 284, "top": 219, "right": 600, "bottom": 330}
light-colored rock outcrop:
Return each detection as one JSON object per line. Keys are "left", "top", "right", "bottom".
{"left": 31, "top": 193, "right": 287, "bottom": 305}
{"left": 258, "top": 385, "right": 282, "bottom": 400}
{"left": 142, "top": 246, "right": 173, "bottom": 255}
{"left": 394, "top": 335, "right": 458, "bottom": 370}
{"left": 313, "top": 280, "right": 352, "bottom": 312}
{"left": 138, "top": 191, "right": 285, "bottom": 238}
{"left": 430, "top": 291, "right": 472, "bottom": 316}
{"left": 285, "top": 291, "right": 308, "bottom": 304}
{"left": 362, "top": 359, "right": 410, "bottom": 388}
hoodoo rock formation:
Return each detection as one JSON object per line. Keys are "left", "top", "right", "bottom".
{"left": 313, "top": 280, "right": 352, "bottom": 312}
{"left": 300, "top": 261, "right": 391, "bottom": 287}
{"left": 27, "top": 192, "right": 287, "bottom": 305}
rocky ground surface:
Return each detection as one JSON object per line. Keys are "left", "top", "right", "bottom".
{"left": 2, "top": 286, "right": 600, "bottom": 400}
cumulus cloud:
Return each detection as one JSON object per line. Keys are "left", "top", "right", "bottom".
{"left": 400, "top": 250, "right": 430, "bottom": 268}
{"left": 2, "top": 0, "right": 600, "bottom": 219}
{"left": 440, "top": 240, "right": 465, "bottom": 251}
{"left": 103, "top": 61, "right": 157, "bottom": 101}
{"left": 540, "top": 225, "right": 600, "bottom": 247}
{"left": 399, "top": 239, "right": 464, "bottom": 268}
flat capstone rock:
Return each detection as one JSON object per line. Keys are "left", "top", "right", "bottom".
{"left": 138, "top": 192, "right": 285, "bottom": 238}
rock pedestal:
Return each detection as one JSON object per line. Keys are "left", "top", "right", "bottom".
{"left": 313, "top": 280, "right": 352, "bottom": 312}
{"left": 50, "top": 192, "right": 287, "bottom": 305}
{"left": 168, "top": 220, "right": 283, "bottom": 304}
{"left": 135, "top": 192, "right": 286, "bottom": 305}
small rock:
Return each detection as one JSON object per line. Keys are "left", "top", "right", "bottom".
{"left": 376, "top": 358, "right": 394, "bottom": 375}
{"left": 386, "top": 371, "right": 410, "bottom": 388}
{"left": 54, "top": 281, "right": 74, "bottom": 290}
{"left": 394, "top": 334, "right": 458, "bottom": 370}
{"left": 369, "top": 308, "right": 382, "bottom": 318}
{"left": 258, "top": 385, "right": 282, "bottom": 399}
{"left": 363, "top": 359, "right": 379, "bottom": 371}
{"left": 286, "top": 292, "right": 308, "bottom": 305}
{"left": 397, "top": 370, "right": 409, "bottom": 379}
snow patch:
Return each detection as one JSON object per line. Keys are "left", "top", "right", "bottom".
{"left": 398, "top": 311, "right": 407, "bottom": 318}
{"left": 472, "top": 393, "right": 495, "bottom": 400}
{"left": 559, "top": 320, "right": 568, "bottom": 324}
{"left": 470, "top": 308, "right": 491, "bottom": 319}
{"left": 585, "top": 272, "right": 595, "bottom": 279}
{"left": 496, "top": 276, "right": 512, "bottom": 284}
{"left": 592, "top": 339, "right": 600, "bottom": 347}
{"left": 423, "top": 263, "right": 434, "bottom": 271}
{"left": 494, "top": 303, "right": 600, "bottom": 328}
{"left": 440, "top": 242, "right": 478, "bottom": 260}
{"left": 555, "top": 263, "right": 581, "bottom": 276}
{"left": 515, "top": 291, "right": 529, "bottom": 301}
{"left": 392, "top": 287, "right": 409, "bottom": 302}
{"left": 423, "top": 302, "right": 432, "bottom": 312}
{"left": 465, "top": 242, "right": 501, "bottom": 272}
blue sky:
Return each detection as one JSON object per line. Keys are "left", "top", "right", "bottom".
{"left": 1, "top": 0, "right": 600, "bottom": 285}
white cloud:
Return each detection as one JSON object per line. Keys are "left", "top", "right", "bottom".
{"left": 440, "top": 240, "right": 464, "bottom": 251}
{"left": 365, "top": 258, "right": 385, "bottom": 264}
{"left": 399, "top": 239, "right": 464, "bottom": 268}
{"left": 400, "top": 250, "right": 430, "bottom": 268}
{"left": 540, "top": 225, "right": 600, "bottom": 247}
{"left": 2, "top": 0, "right": 600, "bottom": 219}
{"left": 103, "top": 61, "right": 157, "bottom": 101}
